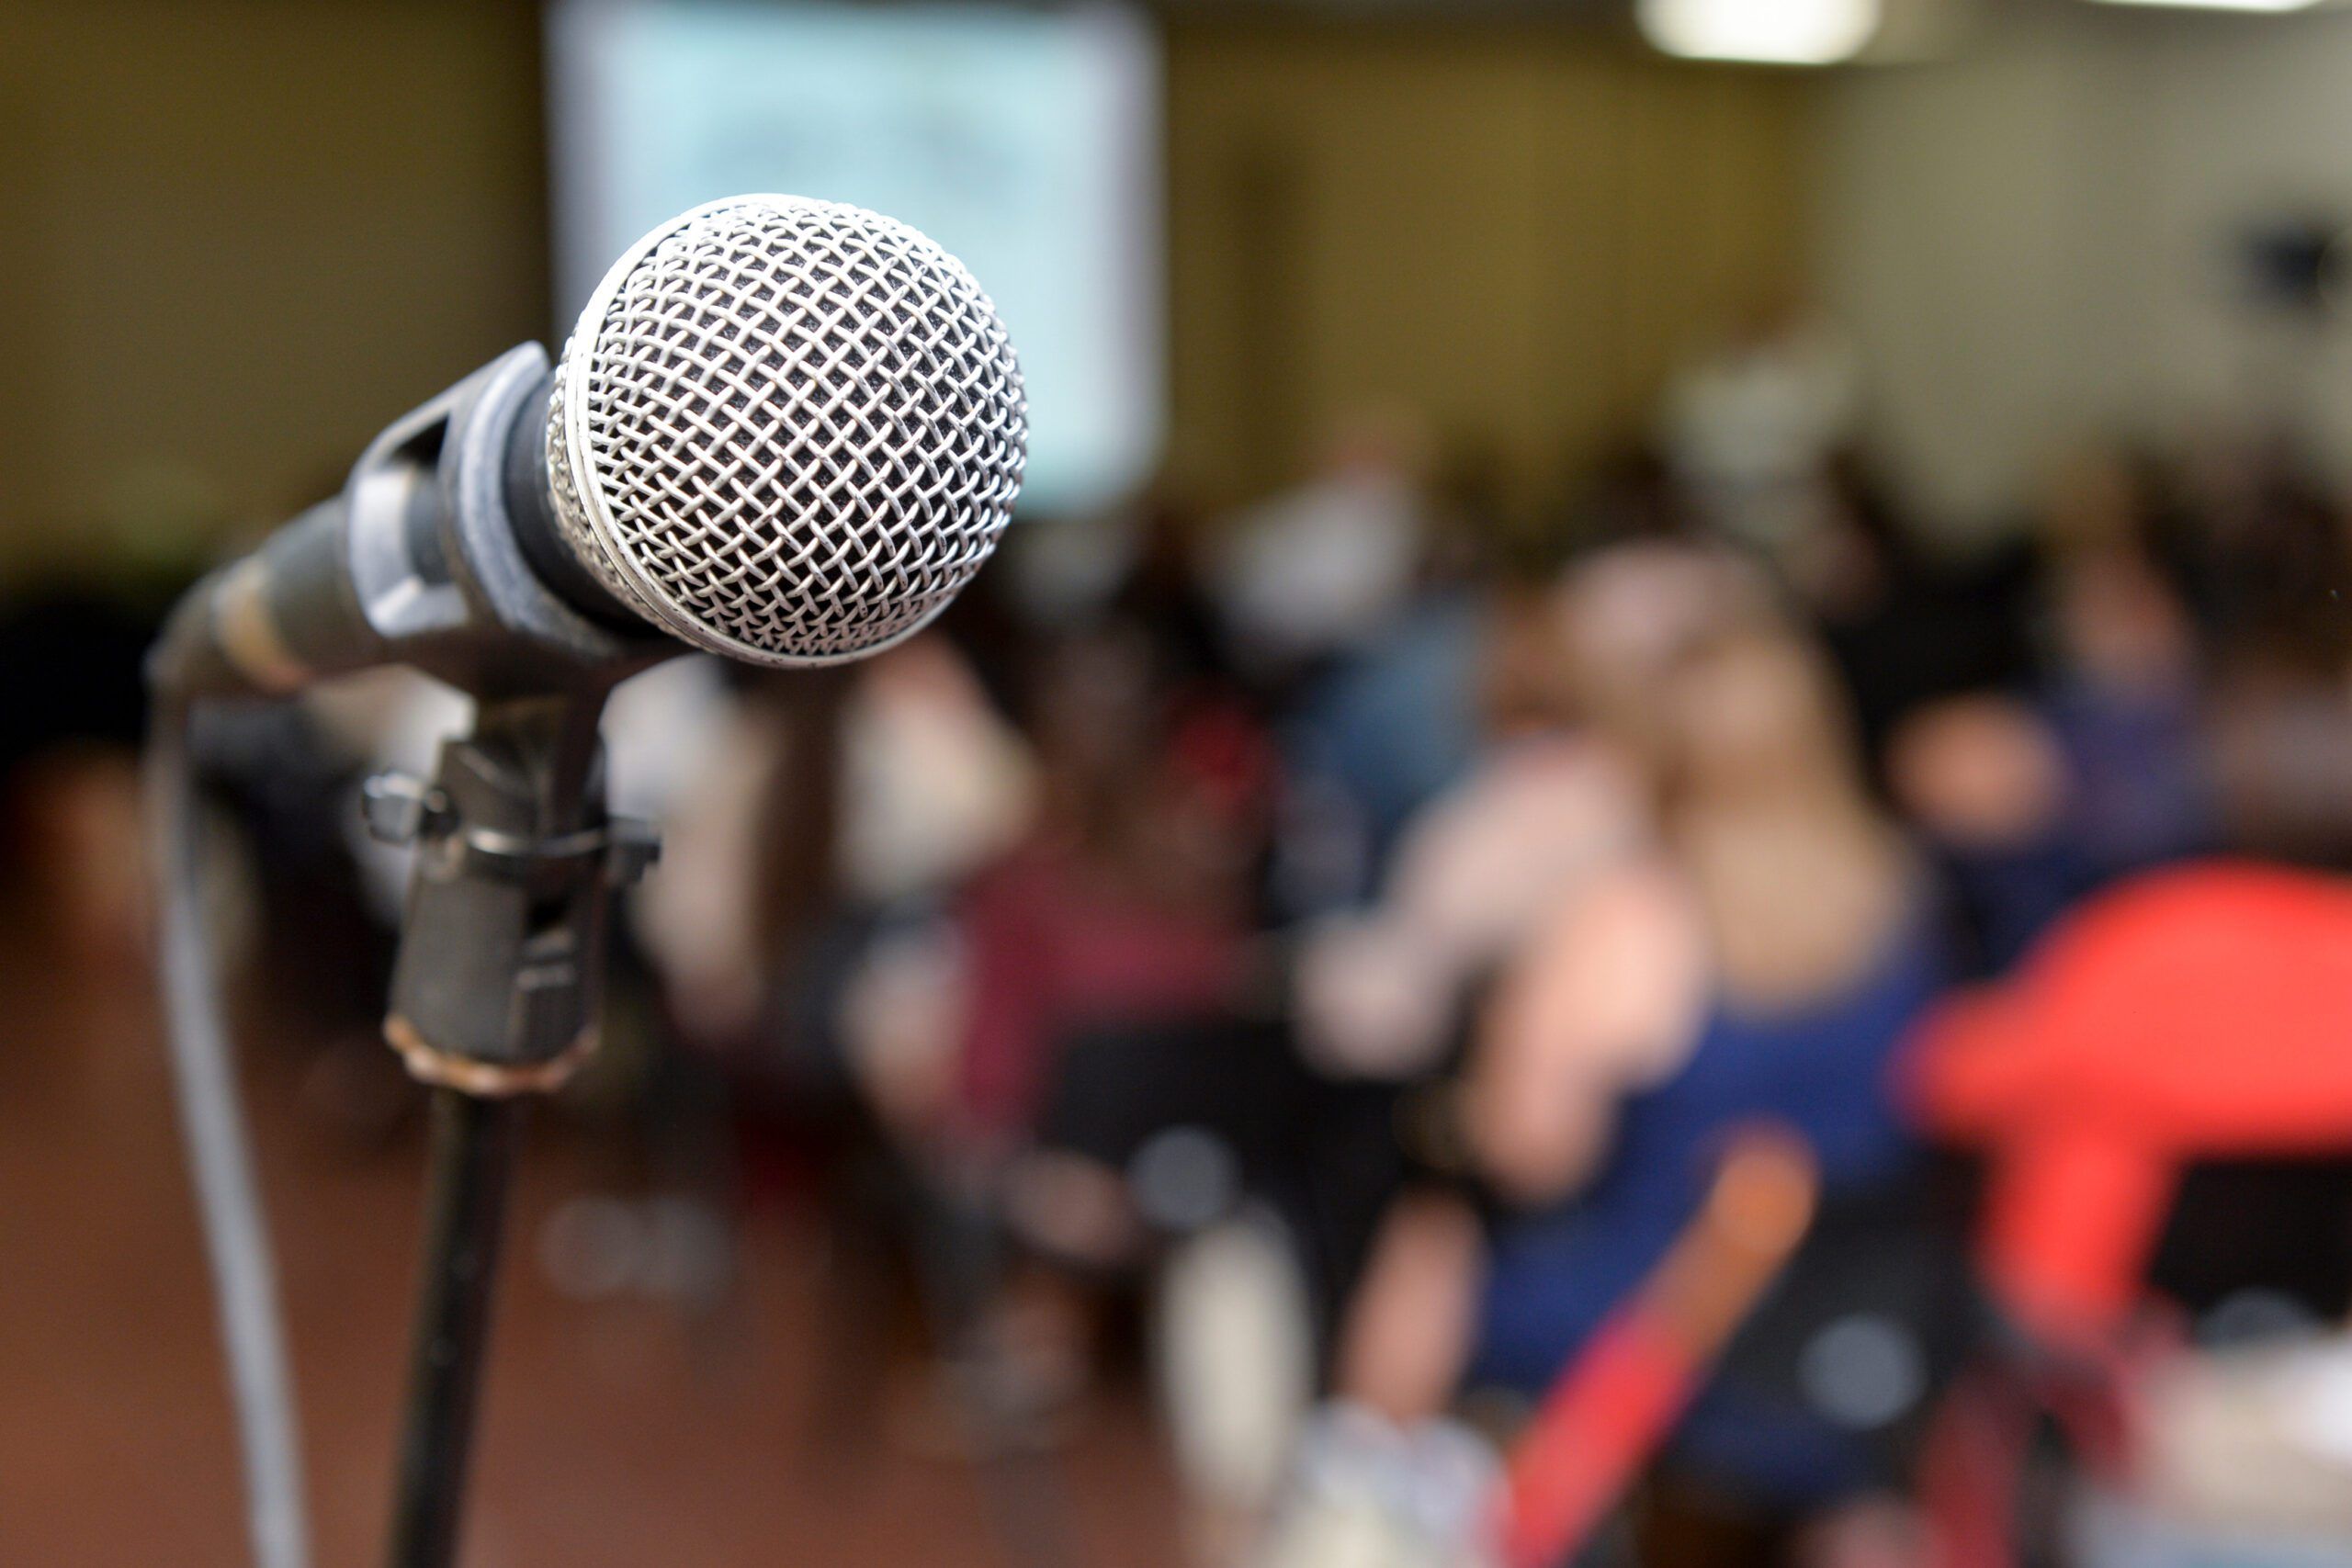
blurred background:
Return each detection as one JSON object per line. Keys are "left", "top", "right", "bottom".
{"left": 10, "top": 0, "right": 2352, "bottom": 1564}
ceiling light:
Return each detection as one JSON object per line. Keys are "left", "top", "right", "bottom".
{"left": 1637, "top": 0, "right": 1883, "bottom": 64}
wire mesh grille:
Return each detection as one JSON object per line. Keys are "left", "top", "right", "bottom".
{"left": 549, "top": 196, "right": 1026, "bottom": 664}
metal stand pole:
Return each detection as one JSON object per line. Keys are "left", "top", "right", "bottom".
{"left": 385, "top": 1091, "right": 523, "bottom": 1568}
{"left": 364, "top": 693, "right": 656, "bottom": 1568}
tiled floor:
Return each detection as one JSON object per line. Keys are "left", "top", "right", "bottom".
{"left": 0, "top": 925, "right": 1184, "bottom": 1567}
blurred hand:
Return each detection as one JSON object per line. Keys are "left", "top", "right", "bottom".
{"left": 1294, "top": 918, "right": 1453, "bottom": 1078}
{"left": 1464, "top": 863, "right": 1706, "bottom": 1207}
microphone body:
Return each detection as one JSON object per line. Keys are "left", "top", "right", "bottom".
{"left": 154, "top": 194, "right": 1027, "bottom": 702}
{"left": 153, "top": 344, "right": 658, "bottom": 704}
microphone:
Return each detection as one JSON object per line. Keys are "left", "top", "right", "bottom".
{"left": 141, "top": 197, "right": 1023, "bottom": 1568}
{"left": 153, "top": 195, "right": 1027, "bottom": 700}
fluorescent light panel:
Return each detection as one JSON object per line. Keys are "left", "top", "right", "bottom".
{"left": 2085, "top": 0, "right": 2322, "bottom": 10}
{"left": 1637, "top": 0, "right": 1883, "bottom": 64}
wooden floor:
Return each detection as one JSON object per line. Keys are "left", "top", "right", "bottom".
{"left": 0, "top": 912, "right": 1184, "bottom": 1567}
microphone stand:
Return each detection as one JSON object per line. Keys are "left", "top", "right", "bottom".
{"left": 361, "top": 691, "right": 655, "bottom": 1568}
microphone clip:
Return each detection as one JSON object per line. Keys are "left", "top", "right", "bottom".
{"left": 375, "top": 694, "right": 645, "bottom": 1100}
{"left": 362, "top": 771, "right": 660, "bottom": 892}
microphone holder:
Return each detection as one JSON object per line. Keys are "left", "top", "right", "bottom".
{"left": 360, "top": 690, "right": 654, "bottom": 1568}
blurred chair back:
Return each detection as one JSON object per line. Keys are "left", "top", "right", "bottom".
{"left": 1904, "top": 863, "right": 2352, "bottom": 1568}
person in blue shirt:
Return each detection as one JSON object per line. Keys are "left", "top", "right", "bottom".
{"left": 1265, "top": 615, "right": 1951, "bottom": 1567}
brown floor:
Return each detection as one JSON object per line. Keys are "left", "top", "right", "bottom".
{"left": 0, "top": 919, "right": 1185, "bottom": 1568}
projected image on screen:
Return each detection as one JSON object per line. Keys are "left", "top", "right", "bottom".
{"left": 550, "top": 0, "right": 1162, "bottom": 518}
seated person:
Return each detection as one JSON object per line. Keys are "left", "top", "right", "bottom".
{"left": 1294, "top": 541, "right": 1770, "bottom": 1086}
{"left": 1267, "top": 621, "right": 1952, "bottom": 1568}
{"left": 1887, "top": 447, "right": 2215, "bottom": 971}
{"left": 845, "top": 618, "right": 1265, "bottom": 1173}
{"left": 834, "top": 617, "right": 1272, "bottom": 1444}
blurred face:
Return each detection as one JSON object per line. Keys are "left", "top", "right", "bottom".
{"left": 1661, "top": 633, "right": 1845, "bottom": 798}
{"left": 2055, "top": 549, "right": 2195, "bottom": 689}
{"left": 1886, "top": 695, "right": 2068, "bottom": 849}
{"left": 1480, "top": 587, "right": 1579, "bottom": 736}
{"left": 1028, "top": 627, "right": 1158, "bottom": 789}
{"left": 1551, "top": 543, "right": 1776, "bottom": 759}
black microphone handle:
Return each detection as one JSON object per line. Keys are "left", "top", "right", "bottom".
{"left": 150, "top": 496, "right": 385, "bottom": 700}
{"left": 151, "top": 350, "right": 655, "bottom": 704}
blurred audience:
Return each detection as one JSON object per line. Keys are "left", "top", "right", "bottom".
{"left": 23, "top": 288, "right": 2352, "bottom": 1568}
{"left": 1659, "top": 291, "right": 1860, "bottom": 569}
{"left": 1267, "top": 581, "right": 1947, "bottom": 1568}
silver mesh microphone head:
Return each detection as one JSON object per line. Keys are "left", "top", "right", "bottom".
{"left": 548, "top": 196, "right": 1026, "bottom": 666}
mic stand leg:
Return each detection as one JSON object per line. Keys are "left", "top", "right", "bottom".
{"left": 386, "top": 1089, "right": 522, "bottom": 1568}
{"left": 363, "top": 693, "right": 657, "bottom": 1568}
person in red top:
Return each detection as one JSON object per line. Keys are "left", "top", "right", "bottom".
{"left": 950, "top": 791, "right": 1256, "bottom": 1151}
{"left": 947, "top": 615, "right": 1267, "bottom": 1150}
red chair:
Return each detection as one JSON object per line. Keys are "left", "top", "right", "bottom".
{"left": 1903, "top": 861, "right": 2352, "bottom": 1566}
{"left": 1905, "top": 860, "right": 2352, "bottom": 1347}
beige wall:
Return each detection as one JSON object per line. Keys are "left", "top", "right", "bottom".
{"left": 1816, "top": 6, "right": 2352, "bottom": 536}
{"left": 1165, "top": 21, "right": 1812, "bottom": 514}
{"left": 0, "top": 6, "right": 1812, "bottom": 580}
{"left": 0, "top": 0, "right": 546, "bottom": 577}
